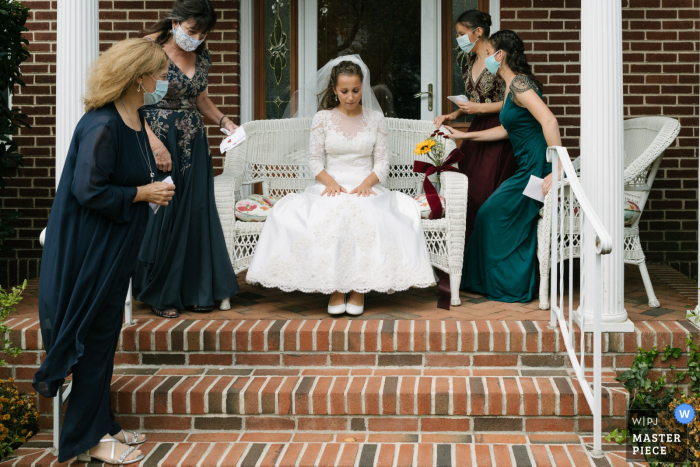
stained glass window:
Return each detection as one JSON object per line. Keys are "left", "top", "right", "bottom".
{"left": 265, "top": 0, "right": 292, "bottom": 119}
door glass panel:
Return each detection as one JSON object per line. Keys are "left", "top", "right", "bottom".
{"left": 265, "top": 0, "right": 292, "bottom": 119}
{"left": 317, "top": 0, "right": 422, "bottom": 120}
{"left": 451, "top": 0, "right": 479, "bottom": 123}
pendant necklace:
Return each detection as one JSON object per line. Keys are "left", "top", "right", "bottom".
{"left": 120, "top": 98, "right": 154, "bottom": 183}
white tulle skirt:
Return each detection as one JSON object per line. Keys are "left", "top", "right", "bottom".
{"left": 246, "top": 171, "right": 436, "bottom": 294}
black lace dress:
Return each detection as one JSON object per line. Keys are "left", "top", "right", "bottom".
{"left": 134, "top": 48, "right": 239, "bottom": 309}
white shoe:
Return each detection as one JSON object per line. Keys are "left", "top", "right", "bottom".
{"left": 219, "top": 297, "right": 231, "bottom": 311}
{"left": 346, "top": 297, "right": 364, "bottom": 316}
{"left": 328, "top": 295, "right": 346, "bottom": 315}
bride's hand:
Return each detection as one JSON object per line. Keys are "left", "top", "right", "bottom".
{"left": 321, "top": 180, "right": 347, "bottom": 197}
{"left": 349, "top": 181, "right": 377, "bottom": 197}
{"left": 542, "top": 173, "right": 553, "bottom": 196}
{"left": 442, "top": 125, "right": 470, "bottom": 140}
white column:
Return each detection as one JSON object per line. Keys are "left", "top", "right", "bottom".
{"left": 575, "top": 0, "right": 634, "bottom": 332}
{"left": 55, "top": 0, "right": 99, "bottom": 187}
{"left": 239, "top": 0, "right": 254, "bottom": 125}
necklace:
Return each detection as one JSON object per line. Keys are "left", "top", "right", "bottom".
{"left": 119, "top": 98, "right": 154, "bottom": 183}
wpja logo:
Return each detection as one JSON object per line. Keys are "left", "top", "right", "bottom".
{"left": 626, "top": 405, "right": 695, "bottom": 464}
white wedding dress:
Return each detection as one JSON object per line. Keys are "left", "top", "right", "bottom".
{"left": 246, "top": 108, "right": 435, "bottom": 294}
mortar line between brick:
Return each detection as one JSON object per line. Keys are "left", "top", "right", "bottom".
{"left": 221, "top": 376, "right": 237, "bottom": 415}
{"left": 132, "top": 318, "right": 152, "bottom": 352}
{"left": 378, "top": 376, "right": 386, "bottom": 415}
{"left": 441, "top": 320, "right": 446, "bottom": 352}
{"left": 131, "top": 375, "right": 152, "bottom": 416}
{"left": 167, "top": 376, "right": 187, "bottom": 415}
{"left": 471, "top": 321, "right": 478, "bottom": 352}
{"left": 151, "top": 320, "right": 169, "bottom": 351}
{"left": 214, "top": 320, "right": 228, "bottom": 352}
{"left": 328, "top": 375, "right": 337, "bottom": 415}
{"left": 486, "top": 320, "right": 494, "bottom": 352}
{"left": 343, "top": 319, "right": 351, "bottom": 352}
{"left": 279, "top": 320, "right": 291, "bottom": 353}
{"left": 296, "top": 319, "right": 306, "bottom": 352}
{"left": 198, "top": 320, "right": 214, "bottom": 352}
{"left": 203, "top": 375, "right": 221, "bottom": 414}
{"left": 499, "top": 376, "right": 506, "bottom": 416}
{"left": 465, "top": 376, "right": 471, "bottom": 416}
{"left": 456, "top": 321, "right": 462, "bottom": 353}
{"left": 182, "top": 320, "right": 198, "bottom": 352}
{"left": 448, "top": 376, "right": 454, "bottom": 416}
{"left": 235, "top": 443, "right": 255, "bottom": 467}
{"left": 230, "top": 320, "right": 246, "bottom": 352}
{"left": 263, "top": 319, "right": 275, "bottom": 352}
{"left": 361, "top": 320, "right": 368, "bottom": 352}
{"left": 238, "top": 375, "right": 257, "bottom": 415}
{"left": 291, "top": 375, "right": 305, "bottom": 416}
{"left": 514, "top": 376, "right": 524, "bottom": 416}
{"left": 216, "top": 443, "right": 234, "bottom": 467}
{"left": 482, "top": 376, "right": 489, "bottom": 416}
{"left": 410, "top": 320, "right": 415, "bottom": 352}
{"left": 275, "top": 443, "right": 291, "bottom": 467}
{"left": 247, "top": 319, "right": 261, "bottom": 351}
{"left": 344, "top": 375, "right": 353, "bottom": 416}
{"left": 257, "top": 376, "right": 272, "bottom": 415}
{"left": 195, "top": 442, "right": 215, "bottom": 467}
{"left": 175, "top": 442, "right": 196, "bottom": 467}
{"left": 274, "top": 376, "right": 285, "bottom": 415}
{"left": 377, "top": 320, "right": 383, "bottom": 353}
{"left": 311, "top": 319, "right": 322, "bottom": 352}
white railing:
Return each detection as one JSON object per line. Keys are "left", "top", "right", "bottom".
{"left": 547, "top": 146, "right": 612, "bottom": 459}
{"left": 41, "top": 227, "right": 134, "bottom": 453}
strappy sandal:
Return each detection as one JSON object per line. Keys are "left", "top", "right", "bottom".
{"left": 151, "top": 306, "right": 179, "bottom": 318}
{"left": 117, "top": 429, "right": 146, "bottom": 446}
{"left": 192, "top": 305, "right": 214, "bottom": 312}
{"left": 76, "top": 438, "right": 144, "bottom": 465}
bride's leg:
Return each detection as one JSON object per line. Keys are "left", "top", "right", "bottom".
{"left": 329, "top": 291, "right": 345, "bottom": 306}
{"left": 347, "top": 291, "right": 363, "bottom": 306}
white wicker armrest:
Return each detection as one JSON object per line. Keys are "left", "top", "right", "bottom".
{"left": 440, "top": 170, "right": 468, "bottom": 275}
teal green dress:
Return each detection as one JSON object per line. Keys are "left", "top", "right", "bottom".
{"left": 461, "top": 75, "right": 552, "bottom": 302}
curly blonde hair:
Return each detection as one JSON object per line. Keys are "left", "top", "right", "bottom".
{"left": 83, "top": 38, "right": 169, "bottom": 112}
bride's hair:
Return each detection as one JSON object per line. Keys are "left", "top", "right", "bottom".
{"left": 489, "top": 30, "right": 543, "bottom": 92}
{"left": 318, "top": 60, "right": 364, "bottom": 110}
{"left": 455, "top": 10, "right": 492, "bottom": 38}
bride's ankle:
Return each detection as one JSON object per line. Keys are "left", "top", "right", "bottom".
{"left": 347, "top": 292, "right": 363, "bottom": 305}
{"left": 329, "top": 292, "right": 345, "bottom": 306}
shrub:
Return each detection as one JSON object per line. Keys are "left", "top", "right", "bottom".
{"left": 0, "top": 378, "right": 39, "bottom": 459}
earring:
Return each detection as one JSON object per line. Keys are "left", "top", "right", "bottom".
{"left": 137, "top": 81, "right": 143, "bottom": 92}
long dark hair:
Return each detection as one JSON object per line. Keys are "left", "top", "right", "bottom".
{"left": 144, "top": 0, "right": 217, "bottom": 53}
{"left": 318, "top": 60, "right": 364, "bottom": 110}
{"left": 455, "top": 9, "right": 492, "bottom": 38}
{"left": 489, "top": 30, "right": 543, "bottom": 91}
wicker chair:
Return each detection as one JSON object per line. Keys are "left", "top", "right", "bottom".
{"left": 214, "top": 118, "right": 468, "bottom": 306}
{"left": 536, "top": 116, "right": 681, "bottom": 309}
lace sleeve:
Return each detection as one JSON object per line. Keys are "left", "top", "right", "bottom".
{"left": 511, "top": 75, "right": 538, "bottom": 94}
{"left": 497, "top": 79, "right": 506, "bottom": 102}
{"left": 308, "top": 112, "right": 326, "bottom": 177}
{"left": 372, "top": 116, "right": 390, "bottom": 185}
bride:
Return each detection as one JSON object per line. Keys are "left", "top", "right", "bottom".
{"left": 246, "top": 55, "right": 435, "bottom": 316}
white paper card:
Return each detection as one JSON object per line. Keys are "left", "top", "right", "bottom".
{"left": 219, "top": 126, "right": 247, "bottom": 154}
{"left": 522, "top": 175, "right": 545, "bottom": 203}
{"left": 150, "top": 175, "right": 173, "bottom": 214}
{"left": 447, "top": 95, "right": 470, "bottom": 104}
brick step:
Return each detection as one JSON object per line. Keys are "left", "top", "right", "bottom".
{"left": 2, "top": 432, "right": 628, "bottom": 466}
{"left": 8, "top": 317, "right": 697, "bottom": 355}
{"left": 104, "top": 374, "right": 627, "bottom": 420}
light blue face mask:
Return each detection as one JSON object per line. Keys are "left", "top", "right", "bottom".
{"left": 456, "top": 29, "right": 478, "bottom": 53}
{"left": 143, "top": 74, "right": 169, "bottom": 106}
{"left": 485, "top": 50, "right": 503, "bottom": 76}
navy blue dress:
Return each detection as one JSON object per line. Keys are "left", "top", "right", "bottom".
{"left": 134, "top": 47, "right": 238, "bottom": 310}
{"left": 33, "top": 103, "right": 154, "bottom": 461}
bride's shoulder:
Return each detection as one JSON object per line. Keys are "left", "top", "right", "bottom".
{"left": 312, "top": 109, "right": 333, "bottom": 123}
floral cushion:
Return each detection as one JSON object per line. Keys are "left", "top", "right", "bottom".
{"left": 538, "top": 199, "right": 641, "bottom": 226}
{"left": 414, "top": 193, "right": 446, "bottom": 219}
{"left": 624, "top": 200, "right": 641, "bottom": 226}
{"left": 235, "top": 194, "right": 279, "bottom": 222}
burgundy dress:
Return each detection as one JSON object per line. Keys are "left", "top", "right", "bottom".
{"left": 458, "top": 54, "right": 518, "bottom": 289}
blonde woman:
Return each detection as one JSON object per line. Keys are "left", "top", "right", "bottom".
{"left": 33, "top": 39, "right": 174, "bottom": 464}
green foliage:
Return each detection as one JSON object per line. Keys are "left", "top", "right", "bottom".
{"left": 0, "top": 377, "right": 39, "bottom": 459}
{"left": 616, "top": 345, "right": 682, "bottom": 413}
{"left": 604, "top": 428, "right": 628, "bottom": 445}
{"left": 0, "top": 280, "right": 24, "bottom": 368}
{"left": 0, "top": 1, "right": 31, "bottom": 259}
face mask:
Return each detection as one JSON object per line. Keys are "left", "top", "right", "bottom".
{"left": 143, "top": 74, "right": 169, "bottom": 106}
{"left": 172, "top": 24, "right": 205, "bottom": 52}
{"left": 456, "top": 29, "right": 478, "bottom": 53}
{"left": 485, "top": 50, "right": 503, "bottom": 75}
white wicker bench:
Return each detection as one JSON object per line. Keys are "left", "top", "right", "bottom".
{"left": 213, "top": 118, "right": 468, "bottom": 306}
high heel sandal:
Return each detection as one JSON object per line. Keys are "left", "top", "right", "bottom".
{"left": 327, "top": 294, "right": 346, "bottom": 315}
{"left": 118, "top": 429, "right": 146, "bottom": 446}
{"left": 76, "top": 438, "right": 144, "bottom": 465}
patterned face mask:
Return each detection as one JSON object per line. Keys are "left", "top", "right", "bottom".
{"left": 172, "top": 23, "right": 205, "bottom": 52}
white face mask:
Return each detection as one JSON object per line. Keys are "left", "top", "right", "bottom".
{"left": 456, "top": 28, "right": 478, "bottom": 53}
{"left": 172, "top": 23, "right": 205, "bottom": 52}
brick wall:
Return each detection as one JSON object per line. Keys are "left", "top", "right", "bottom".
{"left": 501, "top": 0, "right": 699, "bottom": 278}
{"left": 3, "top": 0, "right": 699, "bottom": 286}
{"left": 2, "top": 0, "right": 241, "bottom": 286}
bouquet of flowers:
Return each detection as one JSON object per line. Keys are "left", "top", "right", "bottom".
{"left": 414, "top": 130, "right": 451, "bottom": 192}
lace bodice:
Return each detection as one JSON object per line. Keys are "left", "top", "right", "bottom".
{"left": 308, "top": 108, "right": 390, "bottom": 184}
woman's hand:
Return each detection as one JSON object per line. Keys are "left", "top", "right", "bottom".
{"left": 153, "top": 143, "right": 172, "bottom": 172}
{"left": 223, "top": 118, "right": 238, "bottom": 133}
{"left": 456, "top": 100, "right": 482, "bottom": 115}
{"left": 542, "top": 173, "right": 553, "bottom": 196}
{"left": 135, "top": 181, "right": 176, "bottom": 206}
{"left": 433, "top": 111, "right": 459, "bottom": 129}
{"left": 442, "top": 125, "right": 470, "bottom": 140}
{"left": 320, "top": 179, "right": 347, "bottom": 197}
{"left": 349, "top": 180, "right": 377, "bottom": 197}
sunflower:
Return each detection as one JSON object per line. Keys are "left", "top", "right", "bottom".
{"left": 414, "top": 139, "right": 436, "bottom": 155}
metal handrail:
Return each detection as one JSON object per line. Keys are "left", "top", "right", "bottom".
{"left": 547, "top": 146, "right": 611, "bottom": 458}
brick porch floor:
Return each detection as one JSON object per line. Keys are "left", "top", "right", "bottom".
{"left": 13, "top": 263, "right": 695, "bottom": 321}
